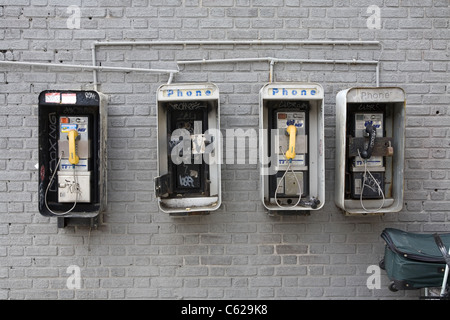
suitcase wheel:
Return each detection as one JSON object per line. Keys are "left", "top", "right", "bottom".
{"left": 388, "top": 282, "right": 398, "bottom": 292}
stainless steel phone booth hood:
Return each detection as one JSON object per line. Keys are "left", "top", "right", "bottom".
{"left": 259, "top": 82, "right": 325, "bottom": 214}
{"left": 155, "top": 83, "right": 221, "bottom": 216}
{"left": 335, "top": 87, "right": 406, "bottom": 216}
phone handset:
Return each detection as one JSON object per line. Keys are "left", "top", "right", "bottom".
{"left": 67, "top": 129, "right": 80, "bottom": 165}
{"left": 285, "top": 123, "right": 297, "bottom": 160}
{"left": 359, "top": 124, "right": 376, "bottom": 160}
{"left": 275, "top": 122, "right": 301, "bottom": 209}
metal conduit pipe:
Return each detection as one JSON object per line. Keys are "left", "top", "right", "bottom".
{"left": 376, "top": 63, "right": 380, "bottom": 88}
{"left": 177, "top": 57, "right": 380, "bottom": 86}
{"left": 91, "top": 40, "right": 381, "bottom": 87}
{"left": 0, "top": 40, "right": 380, "bottom": 90}
{"left": 177, "top": 57, "right": 379, "bottom": 65}
{"left": 167, "top": 72, "right": 174, "bottom": 85}
{"left": 93, "top": 40, "right": 380, "bottom": 46}
{"left": 269, "top": 59, "right": 275, "bottom": 83}
{"left": 0, "top": 60, "right": 178, "bottom": 74}
{"left": 0, "top": 60, "right": 179, "bottom": 91}
{"left": 91, "top": 43, "right": 98, "bottom": 91}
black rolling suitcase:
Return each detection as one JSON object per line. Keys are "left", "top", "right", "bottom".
{"left": 380, "top": 228, "right": 450, "bottom": 296}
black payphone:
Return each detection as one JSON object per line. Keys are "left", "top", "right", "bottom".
{"left": 346, "top": 104, "right": 392, "bottom": 202}
{"left": 38, "top": 90, "right": 107, "bottom": 227}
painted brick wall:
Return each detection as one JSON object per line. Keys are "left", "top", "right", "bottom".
{"left": 0, "top": 0, "right": 449, "bottom": 300}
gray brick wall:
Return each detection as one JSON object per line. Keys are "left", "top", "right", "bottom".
{"left": 0, "top": 0, "right": 449, "bottom": 300}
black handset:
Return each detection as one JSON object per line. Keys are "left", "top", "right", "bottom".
{"left": 359, "top": 124, "right": 376, "bottom": 159}
{"left": 348, "top": 111, "right": 385, "bottom": 200}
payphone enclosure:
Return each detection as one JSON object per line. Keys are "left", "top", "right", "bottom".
{"left": 38, "top": 90, "right": 107, "bottom": 225}
{"left": 335, "top": 87, "right": 406, "bottom": 216}
{"left": 259, "top": 82, "right": 325, "bottom": 214}
{"left": 155, "top": 83, "right": 221, "bottom": 215}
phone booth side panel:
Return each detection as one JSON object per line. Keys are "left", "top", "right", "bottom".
{"left": 334, "top": 89, "right": 350, "bottom": 212}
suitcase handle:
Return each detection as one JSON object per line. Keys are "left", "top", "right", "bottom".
{"left": 433, "top": 233, "right": 450, "bottom": 268}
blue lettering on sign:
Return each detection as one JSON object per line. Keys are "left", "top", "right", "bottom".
{"left": 365, "top": 120, "right": 381, "bottom": 128}
{"left": 166, "top": 89, "right": 213, "bottom": 98}
{"left": 271, "top": 88, "right": 318, "bottom": 96}
{"left": 78, "top": 128, "right": 86, "bottom": 132}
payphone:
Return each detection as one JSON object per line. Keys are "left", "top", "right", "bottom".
{"left": 38, "top": 90, "right": 107, "bottom": 227}
{"left": 155, "top": 83, "right": 221, "bottom": 215}
{"left": 335, "top": 87, "right": 406, "bottom": 215}
{"left": 260, "top": 82, "right": 325, "bottom": 214}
